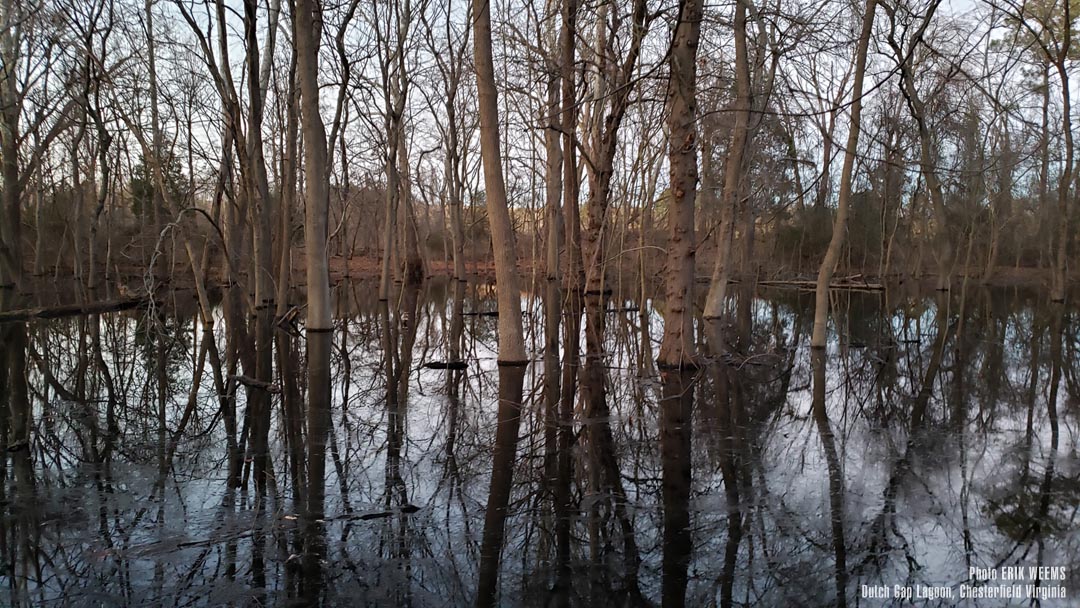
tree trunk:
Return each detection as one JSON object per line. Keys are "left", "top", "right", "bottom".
{"left": 293, "top": 0, "right": 332, "bottom": 331}
{"left": 243, "top": 0, "right": 277, "bottom": 310}
{"left": 0, "top": 0, "right": 21, "bottom": 290}
{"left": 472, "top": 0, "right": 529, "bottom": 599}
{"left": 294, "top": 0, "right": 333, "bottom": 591}
{"left": 471, "top": 0, "right": 526, "bottom": 362}
{"left": 86, "top": 112, "right": 112, "bottom": 291}
{"left": 447, "top": 139, "right": 467, "bottom": 279}
{"left": 811, "top": 348, "right": 849, "bottom": 607}
{"left": 541, "top": 2, "right": 563, "bottom": 496}
{"left": 278, "top": 53, "right": 299, "bottom": 311}
{"left": 445, "top": 64, "right": 467, "bottom": 279}
{"left": 902, "top": 81, "right": 952, "bottom": 290}
{"left": 660, "top": 368, "right": 694, "bottom": 607}
{"left": 544, "top": 40, "right": 563, "bottom": 282}
{"left": 984, "top": 125, "right": 1013, "bottom": 282}
{"left": 475, "top": 365, "right": 527, "bottom": 608}
{"left": 561, "top": 0, "right": 581, "bottom": 291}
{"left": 811, "top": 0, "right": 877, "bottom": 348}
{"left": 702, "top": 0, "right": 751, "bottom": 320}
{"left": 31, "top": 130, "right": 44, "bottom": 277}
{"left": 146, "top": 0, "right": 165, "bottom": 279}
{"left": 399, "top": 140, "right": 424, "bottom": 283}
{"left": 554, "top": 2, "right": 580, "bottom": 601}
{"left": 380, "top": 135, "right": 400, "bottom": 299}
{"left": 1051, "top": 51, "right": 1073, "bottom": 301}
{"left": 658, "top": 0, "right": 704, "bottom": 368}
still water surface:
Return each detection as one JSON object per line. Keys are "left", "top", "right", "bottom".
{"left": 0, "top": 280, "right": 1077, "bottom": 606}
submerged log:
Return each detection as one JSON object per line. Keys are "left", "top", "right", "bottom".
{"left": 423, "top": 361, "right": 469, "bottom": 370}
{"left": 462, "top": 310, "right": 499, "bottom": 317}
{"left": 759, "top": 277, "right": 884, "bottom": 291}
{"left": 0, "top": 296, "right": 152, "bottom": 323}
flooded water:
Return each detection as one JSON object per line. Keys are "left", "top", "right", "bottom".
{"left": 0, "top": 280, "right": 1077, "bottom": 606}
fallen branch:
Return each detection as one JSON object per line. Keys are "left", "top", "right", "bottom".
{"left": 423, "top": 361, "right": 469, "bottom": 370}
{"left": 0, "top": 296, "right": 152, "bottom": 323}
{"left": 758, "top": 279, "right": 884, "bottom": 291}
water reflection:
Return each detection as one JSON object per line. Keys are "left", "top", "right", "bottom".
{"left": 476, "top": 363, "right": 526, "bottom": 608}
{"left": 659, "top": 368, "right": 692, "bottom": 608}
{"left": 0, "top": 281, "right": 1077, "bottom": 606}
{"left": 811, "top": 348, "right": 847, "bottom": 608}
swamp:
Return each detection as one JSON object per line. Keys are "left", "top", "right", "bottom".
{"left": 1, "top": 0, "right": 1080, "bottom": 604}
{"left": 0, "top": 279, "right": 1077, "bottom": 606}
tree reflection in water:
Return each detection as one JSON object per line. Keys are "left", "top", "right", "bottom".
{"left": 0, "top": 280, "right": 1076, "bottom": 606}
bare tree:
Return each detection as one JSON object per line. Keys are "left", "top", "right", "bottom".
{"left": 293, "top": 0, "right": 332, "bottom": 331}
{"left": 472, "top": 0, "right": 529, "bottom": 603}
{"left": 884, "top": 0, "right": 954, "bottom": 291}
{"left": 0, "top": 0, "right": 74, "bottom": 290}
{"left": 658, "top": 0, "right": 704, "bottom": 368}
{"left": 812, "top": 0, "right": 878, "bottom": 349}
{"left": 702, "top": 0, "right": 751, "bottom": 320}
{"left": 422, "top": 0, "right": 472, "bottom": 279}
{"left": 471, "top": 0, "right": 527, "bottom": 363}
{"left": 375, "top": 0, "right": 425, "bottom": 296}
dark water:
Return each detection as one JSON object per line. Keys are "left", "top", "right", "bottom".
{"left": 0, "top": 280, "right": 1077, "bottom": 607}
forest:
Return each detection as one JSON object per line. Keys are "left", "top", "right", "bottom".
{"left": 0, "top": 0, "right": 1078, "bottom": 605}
{"left": 0, "top": 0, "right": 1078, "bottom": 302}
